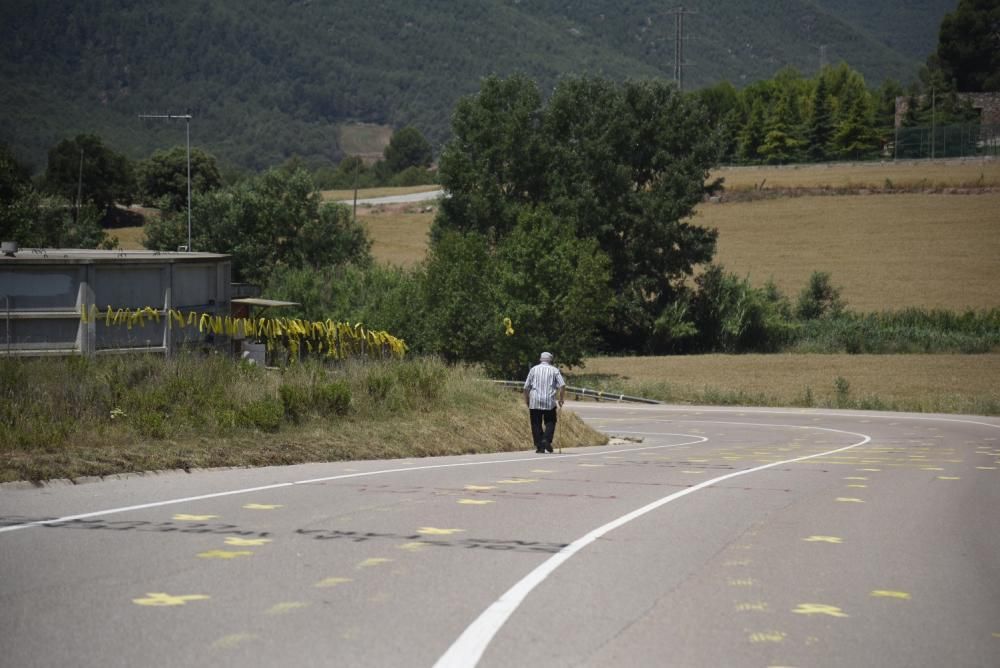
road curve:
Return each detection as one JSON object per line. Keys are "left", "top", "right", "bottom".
{"left": 1, "top": 404, "right": 998, "bottom": 667}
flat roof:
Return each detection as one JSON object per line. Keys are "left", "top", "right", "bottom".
{"left": 0, "top": 248, "right": 230, "bottom": 264}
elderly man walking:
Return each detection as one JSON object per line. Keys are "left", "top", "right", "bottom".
{"left": 523, "top": 351, "right": 566, "bottom": 453}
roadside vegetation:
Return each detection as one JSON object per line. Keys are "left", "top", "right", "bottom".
{"left": 0, "top": 354, "right": 605, "bottom": 483}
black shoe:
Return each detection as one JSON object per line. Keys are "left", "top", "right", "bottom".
{"left": 546, "top": 448, "right": 553, "bottom": 453}
{"left": 535, "top": 449, "right": 545, "bottom": 453}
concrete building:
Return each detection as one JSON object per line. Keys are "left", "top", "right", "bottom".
{"left": 0, "top": 246, "right": 231, "bottom": 356}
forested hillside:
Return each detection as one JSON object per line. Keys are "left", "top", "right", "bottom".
{"left": 0, "top": 0, "right": 953, "bottom": 172}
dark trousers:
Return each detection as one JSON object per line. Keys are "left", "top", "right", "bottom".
{"left": 529, "top": 408, "right": 558, "bottom": 451}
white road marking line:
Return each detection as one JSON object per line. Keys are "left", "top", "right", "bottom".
{"left": 0, "top": 436, "right": 706, "bottom": 535}
{"left": 433, "top": 422, "right": 872, "bottom": 668}
{"left": 570, "top": 403, "right": 1000, "bottom": 431}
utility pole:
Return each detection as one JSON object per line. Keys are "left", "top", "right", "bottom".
{"left": 930, "top": 89, "right": 936, "bottom": 159}
{"left": 139, "top": 112, "right": 193, "bottom": 251}
{"left": 668, "top": 6, "right": 697, "bottom": 92}
{"left": 75, "top": 148, "right": 84, "bottom": 224}
{"left": 352, "top": 157, "right": 360, "bottom": 223}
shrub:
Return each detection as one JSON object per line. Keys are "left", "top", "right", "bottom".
{"left": 238, "top": 399, "right": 284, "bottom": 432}
{"left": 316, "top": 381, "right": 351, "bottom": 415}
{"left": 834, "top": 376, "right": 851, "bottom": 408}
{"left": 393, "top": 358, "right": 446, "bottom": 406}
{"left": 687, "top": 266, "right": 798, "bottom": 353}
{"left": 796, "top": 271, "right": 845, "bottom": 320}
{"left": 279, "top": 384, "right": 311, "bottom": 422}
{"left": 132, "top": 411, "right": 169, "bottom": 439}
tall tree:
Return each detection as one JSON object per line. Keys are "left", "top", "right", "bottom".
{"left": 805, "top": 76, "right": 834, "bottom": 162}
{"left": 1, "top": 143, "right": 108, "bottom": 248}
{"left": 144, "top": 167, "right": 371, "bottom": 283}
{"left": 383, "top": 126, "right": 433, "bottom": 174}
{"left": 437, "top": 75, "right": 720, "bottom": 351}
{"left": 830, "top": 93, "right": 880, "bottom": 160}
{"left": 43, "top": 134, "right": 135, "bottom": 217}
{"left": 691, "top": 81, "right": 741, "bottom": 161}
{"left": 759, "top": 92, "right": 805, "bottom": 164}
{"left": 0, "top": 142, "right": 31, "bottom": 202}
{"left": 137, "top": 146, "right": 223, "bottom": 211}
{"left": 934, "top": 0, "right": 1000, "bottom": 92}
{"left": 737, "top": 99, "right": 767, "bottom": 163}
{"left": 436, "top": 74, "right": 546, "bottom": 243}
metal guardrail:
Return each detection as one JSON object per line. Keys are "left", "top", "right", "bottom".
{"left": 492, "top": 380, "right": 662, "bottom": 405}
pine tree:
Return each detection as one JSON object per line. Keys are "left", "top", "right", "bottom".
{"left": 759, "top": 93, "right": 805, "bottom": 164}
{"left": 830, "top": 94, "right": 880, "bottom": 160}
{"left": 737, "top": 100, "right": 766, "bottom": 164}
{"left": 805, "top": 77, "right": 834, "bottom": 162}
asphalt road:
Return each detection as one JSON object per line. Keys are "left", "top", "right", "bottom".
{"left": 2, "top": 403, "right": 999, "bottom": 667}
{"left": 337, "top": 189, "right": 444, "bottom": 205}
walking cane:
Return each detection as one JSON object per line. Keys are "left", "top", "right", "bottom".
{"left": 558, "top": 400, "right": 563, "bottom": 454}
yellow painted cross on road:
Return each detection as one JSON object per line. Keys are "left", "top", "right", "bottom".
{"left": 133, "top": 592, "right": 210, "bottom": 607}
{"left": 793, "top": 603, "right": 849, "bottom": 618}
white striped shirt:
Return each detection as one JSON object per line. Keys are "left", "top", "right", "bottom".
{"left": 523, "top": 362, "right": 566, "bottom": 410}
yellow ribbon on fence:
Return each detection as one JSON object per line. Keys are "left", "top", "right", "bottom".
{"left": 81, "top": 305, "right": 407, "bottom": 360}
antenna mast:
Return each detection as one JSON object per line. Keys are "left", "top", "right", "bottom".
{"left": 139, "top": 113, "right": 194, "bottom": 252}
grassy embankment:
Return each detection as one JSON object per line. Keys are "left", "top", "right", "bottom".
{"left": 0, "top": 355, "right": 604, "bottom": 483}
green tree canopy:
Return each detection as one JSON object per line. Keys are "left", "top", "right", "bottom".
{"left": 737, "top": 98, "right": 767, "bottom": 164}
{"left": 0, "top": 142, "right": 32, "bottom": 202}
{"left": 759, "top": 91, "right": 805, "bottom": 164}
{"left": 1, "top": 142, "right": 108, "bottom": 249}
{"left": 934, "top": 0, "right": 1000, "bottom": 92}
{"left": 806, "top": 76, "right": 834, "bottom": 161}
{"left": 436, "top": 75, "right": 720, "bottom": 351}
{"left": 43, "top": 134, "right": 135, "bottom": 216}
{"left": 421, "top": 211, "right": 611, "bottom": 377}
{"left": 143, "top": 166, "right": 371, "bottom": 283}
{"left": 383, "top": 126, "right": 434, "bottom": 174}
{"left": 137, "top": 146, "right": 223, "bottom": 211}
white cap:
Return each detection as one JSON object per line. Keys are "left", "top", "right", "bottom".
{"left": 540, "top": 352, "right": 553, "bottom": 362}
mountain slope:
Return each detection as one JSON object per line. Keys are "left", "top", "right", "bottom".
{"left": 0, "top": 1, "right": 945, "bottom": 172}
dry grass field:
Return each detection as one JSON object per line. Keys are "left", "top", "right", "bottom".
{"left": 356, "top": 203, "right": 437, "bottom": 267}
{"left": 699, "top": 192, "right": 1000, "bottom": 311}
{"left": 572, "top": 354, "right": 1000, "bottom": 415}
{"left": 337, "top": 122, "right": 393, "bottom": 163}
{"left": 353, "top": 191, "right": 999, "bottom": 312}
{"left": 108, "top": 225, "right": 147, "bottom": 250}
{"left": 712, "top": 158, "right": 1000, "bottom": 190}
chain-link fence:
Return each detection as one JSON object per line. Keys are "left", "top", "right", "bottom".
{"left": 894, "top": 123, "right": 1000, "bottom": 160}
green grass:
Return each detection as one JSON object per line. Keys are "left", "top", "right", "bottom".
{"left": 791, "top": 309, "right": 1000, "bottom": 354}
{"left": 0, "top": 354, "right": 606, "bottom": 483}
